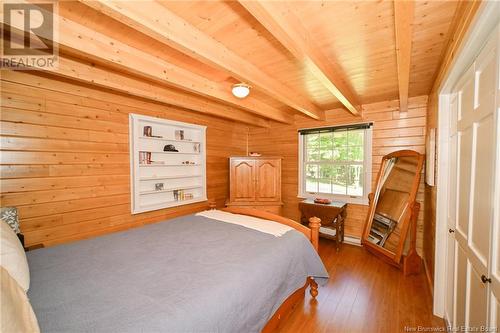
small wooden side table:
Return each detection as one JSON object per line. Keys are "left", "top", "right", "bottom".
{"left": 299, "top": 199, "right": 347, "bottom": 251}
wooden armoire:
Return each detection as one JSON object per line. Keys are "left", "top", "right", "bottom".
{"left": 227, "top": 157, "right": 283, "bottom": 215}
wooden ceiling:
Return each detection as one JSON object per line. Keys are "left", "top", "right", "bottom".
{"left": 9, "top": 0, "right": 462, "bottom": 127}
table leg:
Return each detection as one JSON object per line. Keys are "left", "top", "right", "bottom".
{"left": 335, "top": 216, "right": 340, "bottom": 252}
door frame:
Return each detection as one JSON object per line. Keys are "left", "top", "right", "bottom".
{"left": 434, "top": 1, "right": 500, "bottom": 318}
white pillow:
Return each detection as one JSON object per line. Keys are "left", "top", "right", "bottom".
{"left": 0, "top": 266, "right": 39, "bottom": 333}
{"left": 0, "top": 220, "right": 30, "bottom": 291}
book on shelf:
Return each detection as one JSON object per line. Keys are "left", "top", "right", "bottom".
{"left": 139, "top": 151, "right": 152, "bottom": 165}
{"left": 139, "top": 152, "right": 165, "bottom": 165}
{"left": 173, "top": 190, "right": 194, "bottom": 201}
{"left": 143, "top": 125, "right": 163, "bottom": 138}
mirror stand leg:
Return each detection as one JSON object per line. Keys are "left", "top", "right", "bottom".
{"left": 403, "top": 249, "right": 422, "bottom": 275}
{"left": 403, "top": 202, "right": 422, "bottom": 275}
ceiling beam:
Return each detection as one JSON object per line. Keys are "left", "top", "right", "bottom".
{"left": 29, "top": 55, "right": 270, "bottom": 128}
{"left": 80, "top": 0, "right": 324, "bottom": 120}
{"left": 4, "top": 2, "right": 290, "bottom": 124}
{"left": 393, "top": 0, "right": 415, "bottom": 112}
{"left": 238, "top": 0, "right": 361, "bottom": 116}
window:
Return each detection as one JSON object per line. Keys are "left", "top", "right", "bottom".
{"left": 298, "top": 123, "right": 372, "bottom": 204}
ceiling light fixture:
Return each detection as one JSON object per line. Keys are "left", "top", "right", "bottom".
{"left": 232, "top": 83, "right": 251, "bottom": 99}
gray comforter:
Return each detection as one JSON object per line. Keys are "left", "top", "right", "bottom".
{"left": 27, "top": 214, "right": 329, "bottom": 333}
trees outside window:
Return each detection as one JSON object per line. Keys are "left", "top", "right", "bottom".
{"left": 299, "top": 125, "right": 372, "bottom": 204}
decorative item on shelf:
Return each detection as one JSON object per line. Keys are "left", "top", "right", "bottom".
{"left": 155, "top": 183, "right": 164, "bottom": 191}
{"left": 248, "top": 152, "right": 261, "bottom": 157}
{"left": 163, "top": 144, "right": 178, "bottom": 152}
{"left": 143, "top": 126, "right": 162, "bottom": 138}
{"left": 182, "top": 161, "right": 196, "bottom": 165}
{"left": 314, "top": 198, "right": 332, "bottom": 205}
{"left": 139, "top": 151, "right": 152, "bottom": 165}
{"left": 184, "top": 193, "right": 193, "bottom": 200}
{"left": 193, "top": 143, "right": 200, "bottom": 153}
{"left": 175, "top": 130, "right": 185, "bottom": 141}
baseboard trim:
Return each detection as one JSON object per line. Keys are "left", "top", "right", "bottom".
{"left": 344, "top": 236, "right": 362, "bottom": 246}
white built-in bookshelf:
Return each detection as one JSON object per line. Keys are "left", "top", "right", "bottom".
{"left": 129, "top": 114, "right": 207, "bottom": 214}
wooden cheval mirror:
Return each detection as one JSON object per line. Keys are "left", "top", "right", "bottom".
{"left": 361, "top": 150, "right": 424, "bottom": 275}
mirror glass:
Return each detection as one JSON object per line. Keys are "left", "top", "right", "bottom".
{"left": 366, "top": 155, "right": 420, "bottom": 254}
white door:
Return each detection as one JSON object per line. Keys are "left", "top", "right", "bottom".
{"left": 446, "top": 27, "right": 499, "bottom": 330}
{"left": 489, "top": 27, "right": 500, "bottom": 333}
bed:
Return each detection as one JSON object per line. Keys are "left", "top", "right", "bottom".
{"left": 26, "top": 206, "right": 328, "bottom": 332}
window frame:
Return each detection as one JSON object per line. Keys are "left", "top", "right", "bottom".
{"left": 297, "top": 124, "right": 372, "bottom": 205}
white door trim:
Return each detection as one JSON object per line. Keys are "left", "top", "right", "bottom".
{"left": 434, "top": 1, "right": 500, "bottom": 318}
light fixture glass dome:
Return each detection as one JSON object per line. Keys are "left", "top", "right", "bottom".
{"left": 232, "top": 83, "right": 250, "bottom": 98}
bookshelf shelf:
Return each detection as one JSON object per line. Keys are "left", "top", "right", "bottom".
{"left": 139, "top": 185, "right": 202, "bottom": 195}
{"left": 130, "top": 114, "right": 207, "bottom": 214}
{"left": 141, "top": 151, "right": 200, "bottom": 155}
{"left": 140, "top": 197, "right": 204, "bottom": 210}
{"left": 139, "top": 136, "right": 201, "bottom": 144}
{"left": 139, "top": 175, "right": 201, "bottom": 181}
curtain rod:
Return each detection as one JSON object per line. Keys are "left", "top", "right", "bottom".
{"left": 298, "top": 122, "right": 373, "bottom": 135}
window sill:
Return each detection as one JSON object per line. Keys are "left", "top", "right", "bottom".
{"left": 297, "top": 193, "right": 369, "bottom": 206}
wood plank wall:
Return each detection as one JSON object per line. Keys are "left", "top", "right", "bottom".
{"left": 0, "top": 71, "right": 249, "bottom": 247}
{"left": 422, "top": 1, "right": 481, "bottom": 292}
{"left": 249, "top": 96, "right": 428, "bottom": 254}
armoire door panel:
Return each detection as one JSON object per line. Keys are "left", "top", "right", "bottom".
{"left": 228, "top": 157, "right": 282, "bottom": 213}
{"left": 255, "top": 159, "right": 281, "bottom": 202}
{"left": 230, "top": 160, "right": 255, "bottom": 202}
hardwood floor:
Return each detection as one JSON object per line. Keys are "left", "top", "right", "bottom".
{"left": 278, "top": 239, "right": 444, "bottom": 333}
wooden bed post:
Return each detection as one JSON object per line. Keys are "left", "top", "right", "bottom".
{"left": 221, "top": 207, "right": 323, "bottom": 300}
{"left": 308, "top": 216, "right": 321, "bottom": 252}
{"left": 208, "top": 200, "right": 217, "bottom": 210}
{"left": 219, "top": 207, "right": 323, "bottom": 331}
{"left": 308, "top": 216, "right": 321, "bottom": 298}
{"left": 308, "top": 277, "right": 319, "bottom": 298}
